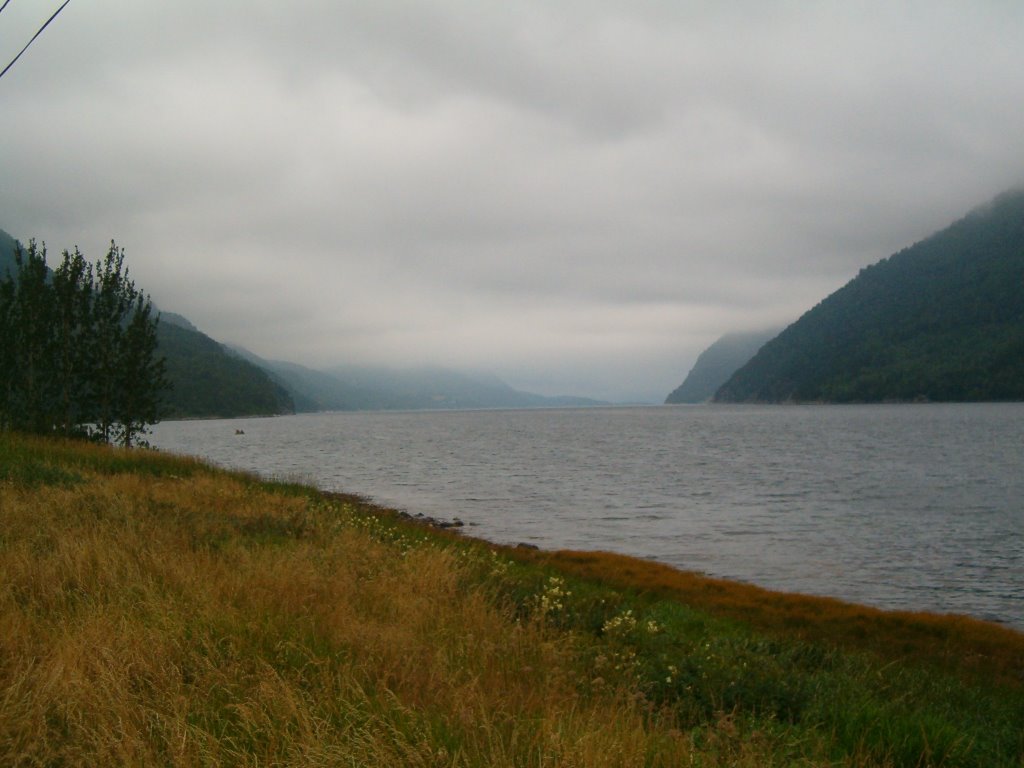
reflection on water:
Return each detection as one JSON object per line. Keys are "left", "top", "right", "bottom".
{"left": 151, "top": 403, "right": 1024, "bottom": 629}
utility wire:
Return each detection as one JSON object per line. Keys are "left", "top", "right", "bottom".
{"left": 0, "top": 0, "right": 13, "bottom": 17}
{"left": 0, "top": 0, "right": 72, "bottom": 81}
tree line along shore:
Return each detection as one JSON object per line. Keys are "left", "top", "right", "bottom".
{"left": 2, "top": 432, "right": 1022, "bottom": 767}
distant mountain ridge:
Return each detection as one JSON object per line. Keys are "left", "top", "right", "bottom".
{"left": 321, "top": 363, "right": 605, "bottom": 411}
{"left": 666, "top": 329, "right": 780, "bottom": 404}
{"left": 716, "top": 188, "right": 1024, "bottom": 403}
{"left": 230, "top": 345, "right": 606, "bottom": 412}
{"left": 3, "top": 223, "right": 602, "bottom": 416}
{"left": 1, "top": 229, "right": 291, "bottom": 419}
{"left": 0, "top": 228, "right": 18, "bottom": 277}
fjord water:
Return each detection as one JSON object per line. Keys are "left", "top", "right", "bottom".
{"left": 151, "top": 404, "right": 1024, "bottom": 629}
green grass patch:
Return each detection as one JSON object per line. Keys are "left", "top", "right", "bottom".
{"left": 1, "top": 431, "right": 204, "bottom": 482}
{"left": 2, "top": 431, "right": 1023, "bottom": 766}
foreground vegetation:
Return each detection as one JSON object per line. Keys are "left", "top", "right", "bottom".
{"left": 2, "top": 433, "right": 1022, "bottom": 766}
{"left": 0, "top": 240, "right": 166, "bottom": 445}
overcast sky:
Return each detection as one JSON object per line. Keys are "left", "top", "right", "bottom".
{"left": 2, "top": 2, "right": 1023, "bottom": 402}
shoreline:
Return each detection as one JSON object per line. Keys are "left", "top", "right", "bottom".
{"left": 313, "top": 489, "right": 1024, "bottom": 688}
{"left": 285, "top": 481, "right": 1024, "bottom": 636}
{"left": 149, "top": 403, "right": 1024, "bottom": 635}
{"left": 4, "top": 431, "right": 1023, "bottom": 765}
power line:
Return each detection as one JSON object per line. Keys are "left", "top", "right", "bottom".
{"left": 0, "top": 0, "right": 72, "bottom": 82}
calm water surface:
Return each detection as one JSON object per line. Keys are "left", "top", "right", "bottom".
{"left": 150, "top": 404, "right": 1024, "bottom": 629}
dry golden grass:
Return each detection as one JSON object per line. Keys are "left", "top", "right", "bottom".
{"left": 1, "top": 453, "right": 773, "bottom": 767}
{"left": 5, "top": 435, "right": 1020, "bottom": 766}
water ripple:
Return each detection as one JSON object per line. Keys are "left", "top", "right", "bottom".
{"left": 151, "top": 403, "right": 1024, "bottom": 629}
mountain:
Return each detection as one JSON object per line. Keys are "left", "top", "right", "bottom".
{"left": 716, "top": 188, "right": 1024, "bottom": 403}
{"left": 1, "top": 228, "right": 597, "bottom": 415}
{"left": 159, "top": 311, "right": 199, "bottom": 333}
{"left": 322, "top": 364, "right": 605, "bottom": 411}
{"left": 0, "top": 228, "right": 20, "bottom": 277}
{"left": 157, "top": 319, "right": 294, "bottom": 419}
{"left": 224, "top": 349, "right": 375, "bottom": 412}
{"left": 229, "top": 345, "right": 606, "bottom": 412}
{"left": 665, "top": 329, "right": 780, "bottom": 404}
{"left": 0, "top": 231, "right": 288, "bottom": 419}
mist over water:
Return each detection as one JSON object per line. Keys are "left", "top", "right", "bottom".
{"left": 151, "top": 404, "right": 1024, "bottom": 629}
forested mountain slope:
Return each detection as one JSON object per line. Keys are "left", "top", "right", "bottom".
{"left": 716, "top": 188, "right": 1024, "bottom": 402}
{"left": 0, "top": 228, "right": 20, "bottom": 276}
{"left": 1, "top": 230, "right": 289, "bottom": 420}
{"left": 4, "top": 223, "right": 596, "bottom": 416}
{"left": 157, "top": 319, "right": 294, "bottom": 419}
{"left": 666, "top": 329, "right": 780, "bottom": 403}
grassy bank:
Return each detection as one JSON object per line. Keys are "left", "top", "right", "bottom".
{"left": 1, "top": 433, "right": 1022, "bottom": 766}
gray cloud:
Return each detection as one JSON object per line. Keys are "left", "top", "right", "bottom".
{"left": 2, "top": 1, "right": 1024, "bottom": 402}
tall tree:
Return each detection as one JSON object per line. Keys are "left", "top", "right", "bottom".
{"left": 90, "top": 242, "right": 133, "bottom": 442}
{"left": 0, "top": 237, "right": 168, "bottom": 443}
{"left": 51, "top": 247, "right": 94, "bottom": 436}
{"left": 0, "top": 258, "right": 15, "bottom": 430}
{"left": 114, "top": 290, "right": 167, "bottom": 447}
{"left": 4, "top": 241, "right": 58, "bottom": 433}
